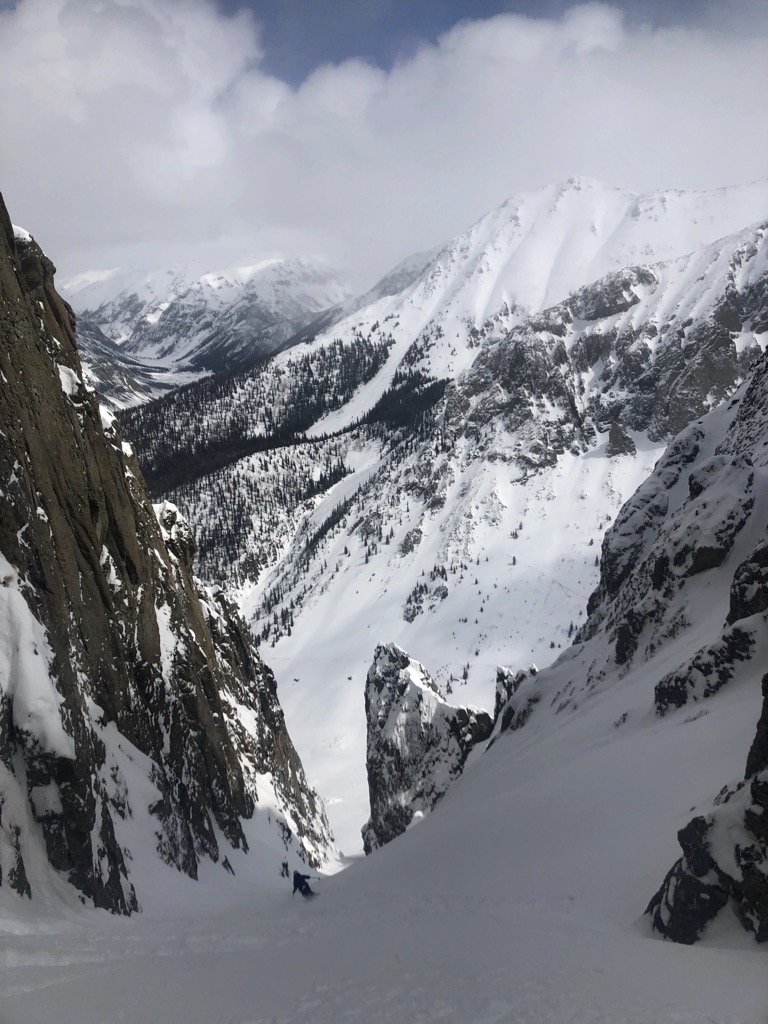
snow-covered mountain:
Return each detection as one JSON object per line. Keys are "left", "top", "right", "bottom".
{"left": 2, "top": 352, "right": 766, "bottom": 1018}
{"left": 75, "top": 316, "right": 206, "bottom": 409}
{"left": 63, "top": 255, "right": 351, "bottom": 379}
{"left": 428, "top": 175, "right": 768, "bottom": 316}
{"left": 119, "top": 178, "right": 768, "bottom": 849}
{"left": 305, "top": 175, "right": 768, "bottom": 428}
{"left": 0, "top": 200, "right": 334, "bottom": 913}
{"left": 2, "top": 183, "right": 768, "bottom": 1022}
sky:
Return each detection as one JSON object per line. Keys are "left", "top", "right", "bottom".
{"left": 0, "top": 0, "right": 766, "bottom": 290}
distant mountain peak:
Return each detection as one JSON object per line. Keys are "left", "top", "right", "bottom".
{"left": 63, "top": 253, "right": 351, "bottom": 381}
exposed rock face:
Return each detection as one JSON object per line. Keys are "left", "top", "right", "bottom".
{"left": 746, "top": 673, "right": 768, "bottom": 779}
{"left": 653, "top": 626, "right": 754, "bottom": 715}
{"left": 576, "top": 433, "right": 759, "bottom": 698}
{"left": 727, "top": 538, "right": 768, "bottom": 624}
{"left": 362, "top": 643, "right": 492, "bottom": 854}
{"left": 646, "top": 672, "right": 768, "bottom": 944}
{"left": 605, "top": 421, "right": 636, "bottom": 458}
{"left": 635, "top": 351, "right": 768, "bottom": 942}
{"left": 0, "top": 197, "right": 332, "bottom": 912}
{"left": 492, "top": 665, "right": 540, "bottom": 736}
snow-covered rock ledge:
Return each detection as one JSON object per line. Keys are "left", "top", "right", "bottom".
{"left": 646, "top": 670, "right": 768, "bottom": 943}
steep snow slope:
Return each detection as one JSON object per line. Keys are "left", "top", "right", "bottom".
{"left": 412, "top": 175, "right": 767, "bottom": 316}
{"left": 0, "top": 552, "right": 765, "bottom": 1020}
{"left": 484, "top": 348, "right": 768, "bottom": 943}
{"left": 120, "top": 180, "right": 768, "bottom": 851}
{"left": 120, "top": 178, "right": 768, "bottom": 461}
{"left": 233, "top": 222, "right": 767, "bottom": 851}
{"left": 305, "top": 176, "right": 768, "bottom": 432}
{"left": 243, "top": 432, "right": 664, "bottom": 850}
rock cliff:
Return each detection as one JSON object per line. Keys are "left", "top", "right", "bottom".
{"left": 362, "top": 642, "right": 492, "bottom": 853}
{"left": 641, "top": 352, "right": 768, "bottom": 943}
{"left": 0, "top": 196, "right": 332, "bottom": 912}
{"left": 571, "top": 347, "right": 768, "bottom": 713}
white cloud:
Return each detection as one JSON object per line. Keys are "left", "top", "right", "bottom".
{"left": 1, "top": 0, "right": 766, "bottom": 289}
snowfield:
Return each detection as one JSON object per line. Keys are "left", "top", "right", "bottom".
{"left": 247, "top": 433, "right": 666, "bottom": 852}
{"left": 0, "top": 645, "right": 765, "bottom": 1023}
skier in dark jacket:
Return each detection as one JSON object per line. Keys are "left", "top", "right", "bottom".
{"left": 292, "top": 870, "right": 315, "bottom": 897}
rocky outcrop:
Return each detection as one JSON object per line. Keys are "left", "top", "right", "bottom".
{"left": 0, "top": 196, "right": 332, "bottom": 912}
{"left": 653, "top": 626, "right": 755, "bottom": 714}
{"left": 362, "top": 643, "right": 492, "bottom": 854}
{"left": 646, "top": 672, "right": 768, "bottom": 944}
{"left": 727, "top": 538, "right": 768, "bottom": 624}
{"left": 605, "top": 421, "right": 637, "bottom": 458}
{"left": 492, "top": 665, "right": 540, "bottom": 736}
{"left": 574, "top": 436, "right": 757, "bottom": 681}
{"left": 634, "top": 350, "right": 768, "bottom": 942}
